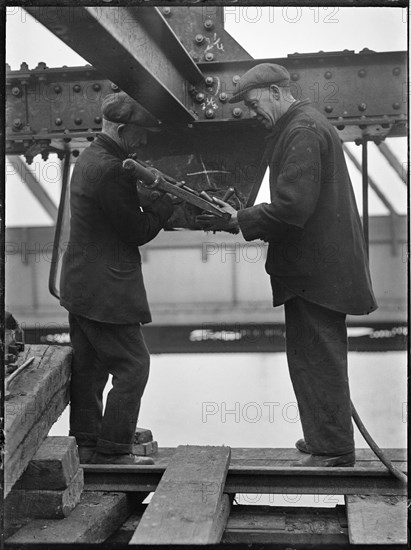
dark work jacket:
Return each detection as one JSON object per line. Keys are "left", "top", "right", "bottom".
{"left": 237, "top": 100, "right": 377, "bottom": 315}
{"left": 60, "top": 134, "right": 173, "bottom": 324}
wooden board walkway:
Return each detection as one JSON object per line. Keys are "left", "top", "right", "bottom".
{"left": 4, "top": 344, "right": 72, "bottom": 497}
{"left": 6, "top": 446, "right": 407, "bottom": 547}
{"left": 129, "top": 445, "right": 231, "bottom": 545}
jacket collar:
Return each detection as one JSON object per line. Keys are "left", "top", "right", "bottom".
{"left": 94, "top": 133, "right": 129, "bottom": 161}
{"left": 264, "top": 98, "right": 312, "bottom": 142}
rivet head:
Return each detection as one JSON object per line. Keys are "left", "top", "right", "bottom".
{"left": 54, "top": 85, "right": 62, "bottom": 94}
{"left": 205, "top": 52, "right": 214, "bottom": 62}
{"left": 204, "top": 19, "right": 214, "bottom": 30}
{"left": 392, "top": 67, "right": 401, "bottom": 76}
{"left": 324, "top": 105, "right": 333, "bottom": 113}
{"left": 13, "top": 118, "right": 23, "bottom": 129}
{"left": 232, "top": 108, "right": 242, "bottom": 118}
{"left": 74, "top": 117, "right": 83, "bottom": 125}
{"left": 195, "top": 34, "right": 204, "bottom": 44}
{"left": 205, "top": 76, "right": 214, "bottom": 86}
{"left": 324, "top": 71, "right": 332, "bottom": 79}
{"left": 195, "top": 92, "right": 205, "bottom": 103}
{"left": 111, "top": 83, "right": 119, "bottom": 91}
{"left": 11, "top": 86, "right": 22, "bottom": 97}
{"left": 358, "top": 103, "right": 367, "bottom": 112}
{"left": 55, "top": 118, "right": 63, "bottom": 126}
{"left": 392, "top": 102, "right": 400, "bottom": 110}
{"left": 162, "top": 7, "right": 171, "bottom": 16}
{"left": 232, "top": 75, "right": 241, "bottom": 84}
{"left": 358, "top": 69, "right": 366, "bottom": 78}
{"left": 337, "top": 125, "right": 345, "bottom": 131}
{"left": 219, "top": 92, "right": 228, "bottom": 102}
{"left": 93, "top": 83, "right": 101, "bottom": 92}
{"left": 94, "top": 116, "right": 102, "bottom": 124}
{"left": 205, "top": 108, "right": 215, "bottom": 119}
{"left": 291, "top": 73, "right": 300, "bottom": 81}
{"left": 87, "top": 136, "right": 94, "bottom": 142}
{"left": 73, "top": 84, "right": 81, "bottom": 92}
{"left": 72, "top": 150, "right": 80, "bottom": 158}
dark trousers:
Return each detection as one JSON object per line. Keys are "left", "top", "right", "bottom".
{"left": 68, "top": 313, "right": 150, "bottom": 455}
{"left": 284, "top": 298, "right": 354, "bottom": 455}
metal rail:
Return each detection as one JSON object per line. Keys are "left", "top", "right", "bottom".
{"left": 83, "top": 464, "right": 407, "bottom": 496}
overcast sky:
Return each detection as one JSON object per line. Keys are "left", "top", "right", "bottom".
{"left": 5, "top": 6, "right": 408, "bottom": 226}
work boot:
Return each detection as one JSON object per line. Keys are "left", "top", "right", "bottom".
{"left": 78, "top": 446, "right": 96, "bottom": 464}
{"left": 294, "top": 451, "right": 355, "bottom": 468}
{"left": 295, "top": 439, "right": 310, "bottom": 454}
{"left": 91, "top": 452, "right": 154, "bottom": 465}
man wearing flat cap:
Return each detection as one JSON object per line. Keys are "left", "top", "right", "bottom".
{"left": 199, "top": 63, "right": 377, "bottom": 467}
{"left": 60, "top": 91, "right": 174, "bottom": 465}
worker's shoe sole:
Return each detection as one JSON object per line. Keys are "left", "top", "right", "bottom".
{"left": 91, "top": 453, "right": 154, "bottom": 465}
{"left": 293, "top": 451, "right": 355, "bottom": 468}
{"left": 295, "top": 439, "right": 310, "bottom": 454}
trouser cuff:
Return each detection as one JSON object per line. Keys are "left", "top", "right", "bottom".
{"left": 69, "top": 431, "right": 98, "bottom": 447}
{"left": 96, "top": 438, "right": 132, "bottom": 455}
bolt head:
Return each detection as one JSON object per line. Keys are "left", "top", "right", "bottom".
{"left": 195, "top": 34, "right": 204, "bottom": 44}
{"left": 392, "top": 102, "right": 400, "bottom": 110}
{"left": 13, "top": 118, "right": 23, "bottom": 129}
{"left": 232, "top": 108, "right": 242, "bottom": 118}
{"left": 72, "top": 150, "right": 80, "bottom": 158}
{"left": 74, "top": 117, "right": 83, "bottom": 125}
{"left": 93, "top": 83, "right": 101, "bottom": 92}
{"left": 55, "top": 118, "right": 63, "bottom": 126}
{"left": 324, "top": 71, "right": 332, "bottom": 79}
{"left": 94, "top": 116, "right": 102, "bottom": 124}
{"left": 205, "top": 76, "right": 214, "bottom": 86}
{"left": 195, "top": 93, "right": 205, "bottom": 103}
{"left": 11, "top": 86, "right": 21, "bottom": 97}
{"left": 392, "top": 67, "right": 401, "bottom": 76}
{"left": 205, "top": 52, "right": 214, "bottom": 62}
{"left": 54, "top": 85, "right": 62, "bottom": 94}
{"left": 204, "top": 19, "right": 214, "bottom": 30}
{"left": 162, "top": 7, "right": 171, "bottom": 16}
{"left": 291, "top": 73, "right": 300, "bottom": 81}
{"left": 358, "top": 103, "right": 367, "bottom": 112}
{"left": 205, "top": 108, "right": 215, "bottom": 119}
{"left": 219, "top": 92, "right": 228, "bottom": 102}
{"left": 358, "top": 69, "right": 366, "bottom": 78}
{"left": 232, "top": 75, "right": 241, "bottom": 84}
{"left": 324, "top": 105, "right": 333, "bottom": 113}
{"left": 73, "top": 84, "right": 81, "bottom": 92}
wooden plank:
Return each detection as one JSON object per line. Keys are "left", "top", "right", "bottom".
{"left": 346, "top": 494, "right": 408, "bottom": 545}
{"left": 14, "top": 436, "right": 80, "bottom": 490}
{"left": 5, "top": 345, "right": 72, "bottom": 496}
{"left": 5, "top": 468, "right": 84, "bottom": 519}
{"left": 129, "top": 445, "right": 231, "bottom": 545}
{"left": 5, "top": 492, "right": 133, "bottom": 544}
{"left": 223, "top": 505, "right": 349, "bottom": 546}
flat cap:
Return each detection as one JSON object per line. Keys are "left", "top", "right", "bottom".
{"left": 101, "top": 91, "right": 160, "bottom": 127}
{"left": 229, "top": 63, "right": 290, "bottom": 103}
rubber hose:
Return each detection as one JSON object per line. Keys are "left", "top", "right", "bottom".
{"left": 351, "top": 400, "right": 407, "bottom": 485}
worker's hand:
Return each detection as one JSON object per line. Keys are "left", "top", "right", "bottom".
{"left": 196, "top": 197, "right": 240, "bottom": 233}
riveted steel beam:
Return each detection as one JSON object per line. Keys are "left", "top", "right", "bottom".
{"left": 24, "top": 6, "right": 204, "bottom": 123}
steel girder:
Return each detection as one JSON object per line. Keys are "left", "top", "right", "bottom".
{"left": 24, "top": 6, "right": 204, "bottom": 123}
{"left": 6, "top": 50, "right": 407, "bottom": 157}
